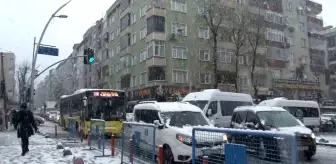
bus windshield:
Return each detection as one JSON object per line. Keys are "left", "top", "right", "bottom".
{"left": 90, "top": 97, "right": 125, "bottom": 121}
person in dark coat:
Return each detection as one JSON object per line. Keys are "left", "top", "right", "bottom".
{"left": 17, "top": 103, "right": 38, "bottom": 156}
{"left": 11, "top": 109, "right": 18, "bottom": 129}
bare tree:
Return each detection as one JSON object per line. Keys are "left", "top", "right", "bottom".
{"left": 197, "top": 0, "right": 227, "bottom": 88}
{"left": 224, "top": 5, "right": 250, "bottom": 92}
{"left": 51, "top": 76, "right": 66, "bottom": 100}
{"left": 17, "top": 61, "right": 31, "bottom": 103}
{"left": 247, "top": 6, "right": 267, "bottom": 101}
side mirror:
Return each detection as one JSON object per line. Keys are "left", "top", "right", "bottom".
{"left": 153, "top": 120, "right": 164, "bottom": 130}
{"left": 245, "top": 122, "right": 255, "bottom": 129}
{"left": 207, "top": 109, "right": 213, "bottom": 116}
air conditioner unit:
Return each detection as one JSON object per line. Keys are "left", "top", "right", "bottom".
{"left": 170, "top": 33, "right": 176, "bottom": 40}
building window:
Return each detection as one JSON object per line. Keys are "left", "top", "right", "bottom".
{"left": 287, "top": 37, "right": 294, "bottom": 46}
{"left": 286, "top": 1, "right": 292, "bottom": 11}
{"left": 266, "top": 28, "right": 285, "bottom": 43}
{"left": 116, "top": 26, "right": 120, "bottom": 36}
{"left": 131, "top": 33, "right": 136, "bottom": 45}
{"left": 140, "top": 72, "right": 147, "bottom": 85}
{"left": 147, "top": 40, "right": 165, "bottom": 58}
{"left": 265, "top": 11, "right": 283, "bottom": 24}
{"left": 121, "top": 13, "right": 130, "bottom": 31}
{"left": 172, "top": 70, "right": 188, "bottom": 83}
{"left": 110, "top": 49, "right": 114, "bottom": 58}
{"left": 239, "top": 76, "right": 248, "bottom": 86}
{"left": 131, "top": 75, "right": 137, "bottom": 87}
{"left": 140, "top": 49, "right": 147, "bottom": 62}
{"left": 198, "top": 27, "right": 209, "bottom": 39}
{"left": 300, "top": 22, "right": 305, "bottom": 32}
{"left": 171, "top": 23, "right": 187, "bottom": 36}
{"left": 171, "top": 0, "right": 186, "bottom": 13}
{"left": 300, "top": 38, "right": 306, "bottom": 47}
{"left": 140, "top": 3, "right": 148, "bottom": 18}
{"left": 120, "top": 33, "right": 131, "bottom": 50}
{"left": 270, "top": 69, "right": 281, "bottom": 79}
{"left": 147, "top": 15, "right": 165, "bottom": 34}
{"left": 200, "top": 73, "right": 211, "bottom": 84}
{"left": 239, "top": 55, "right": 248, "bottom": 65}
{"left": 117, "top": 44, "right": 120, "bottom": 54}
{"left": 199, "top": 50, "right": 210, "bottom": 61}
{"left": 140, "top": 26, "right": 147, "bottom": 39}
{"left": 110, "top": 31, "right": 115, "bottom": 42}
{"left": 218, "top": 49, "right": 232, "bottom": 63}
{"left": 288, "top": 53, "right": 294, "bottom": 63}
{"left": 131, "top": 55, "right": 137, "bottom": 66}
{"left": 131, "top": 12, "right": 136, "bottom": 24}
{"left": 289, "top": 71, "right": 296, "bottom": 79}
{"left": 172, "top": 46, "right": 187, "bottom": 59}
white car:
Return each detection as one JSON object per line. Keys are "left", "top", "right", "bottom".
{"left": 132, "top": 101, "right": 227, "bottom": 163}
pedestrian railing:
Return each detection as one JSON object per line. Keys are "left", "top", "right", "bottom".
{"left": 63, "top": 117, "right": 77, "bottom": 143}
{"left": 83, "top": 119, "right": 110, "bottom": 157}
{"left": 121, "top": 122, "right": 157, "bottom": 164}
{"left": 192, "top": 127, "right": 297, "bottom": 164}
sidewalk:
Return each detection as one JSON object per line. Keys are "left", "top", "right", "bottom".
{"left": 0, "top": 128, "right": 121, "bottom": 164}
{"left": 316, "top": 133, "right": 336, "bottom": 147}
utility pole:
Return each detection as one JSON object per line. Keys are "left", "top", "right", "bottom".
{"left": 1, "top": 52, "right": 8, "bottom": 129}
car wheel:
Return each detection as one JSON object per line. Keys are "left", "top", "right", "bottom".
{"left": 164, "top": 146, "right": 175, "bottom": 164}
{"left": 305, "top": 152, "right": 314, "bottom": 160}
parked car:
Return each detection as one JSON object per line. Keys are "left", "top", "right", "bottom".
{"left": 230, "top": 106, "right": 316, "bottom": 160}
{"left": 321, "top": 113, "right": 336, "bottom": 132}
{"left": 132, "top": 101, "right": 227, "bottom": 163}
{"left": 34, "top": 115, "right": 45, "bottom": 126}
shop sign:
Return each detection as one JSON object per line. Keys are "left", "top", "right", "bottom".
{"left": 273, "top": 79, "right": 320, "bottom": 90}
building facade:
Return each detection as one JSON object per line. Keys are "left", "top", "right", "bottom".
{"left": 36, "top": 0, "right": 329, "bottom": 102}
{"left": 0, "top": 51, "right": 15, "bottom": 102}
{"left": 322, "top": 26, "right": 336, "bottom": 99}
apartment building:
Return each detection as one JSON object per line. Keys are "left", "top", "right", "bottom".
{"left": 321, "top": 26, "right": 336, "bottom": 99}
{"left": 0, "top": 51, "right": 15, "bottom": 101}
{"left": 92, "top": 0, "right": 327, "bottom": 101}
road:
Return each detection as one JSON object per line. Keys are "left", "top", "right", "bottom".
{"left": 39, "top": 121, "right": 336, "bottom": 164}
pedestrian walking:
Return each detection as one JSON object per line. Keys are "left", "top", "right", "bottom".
{"left": 16, "top": 103, "right": 38, "bottom": 156}
{"left": 11, "top": 109, "right": 18, "bottom": 129}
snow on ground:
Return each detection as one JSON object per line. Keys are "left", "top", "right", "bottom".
{"left": 0, "top": 129, "right": 121, "bottom": 164}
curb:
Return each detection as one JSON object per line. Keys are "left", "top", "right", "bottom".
{"left": 316, "top": 142, "right": 336, "bottom": 147}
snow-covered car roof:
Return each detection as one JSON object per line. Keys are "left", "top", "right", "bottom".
{"left": 134, "top": 102, "right": 202, "bottom": 113}
{"left": 234, "top": 106, "right": 286, "bottom": 113}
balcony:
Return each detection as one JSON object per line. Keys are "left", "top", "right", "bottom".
{"left": 146, "top": 57, "right": 166, "bottom": 67}
{"left": 306, "top": 0, "right": 322, "bottom": 15}
{"left": 266, "top": 47, "right": 287, "bottom": 68}
{"left": 146, "top": 6, "right": 166, "bottom": 18}
{"left": 120, "top": 67, "right": 131, "bottom": 76}
{"left": 308, "top": 31, "right": 324, "bottom": 40}
{"left": 310, "top": 64, "right": 325, "bottom": 73}
{"left": 307, "top": 15, "right": 323, "bottom": 26}
{"left": 120, "top": 46, "right": 131, "bottom": 56}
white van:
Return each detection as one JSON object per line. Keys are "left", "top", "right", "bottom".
{"left": 258, "top": 98, "right": 321, "bottom": 132}
{"left": 182, "top": 89, "right": 253, "bottom": 128}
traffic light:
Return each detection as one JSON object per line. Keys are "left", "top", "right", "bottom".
{"left": 83, "top": 48, "right": 95, "bottom": 65}
{"left": 88, "top": 48, "right": 95, "bottom": 64}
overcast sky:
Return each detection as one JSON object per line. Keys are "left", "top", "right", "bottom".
{"left": 0, "top": 0, "right": 335, "bottom": 83}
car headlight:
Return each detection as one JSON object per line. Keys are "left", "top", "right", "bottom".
{"left": 311, "top": 133, "right": 316, "bottom": 139}
{"left": 176, "top": 134, "right": 192, "bottom": 145}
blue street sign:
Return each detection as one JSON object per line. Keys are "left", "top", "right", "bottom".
{"left": 38, "top": 46, "right": 59, "bottom": 56}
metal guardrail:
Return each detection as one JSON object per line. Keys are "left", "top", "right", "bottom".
{"left": 192, "top": 127, "right": 297, "bottom": 164}
{"left": 83, "top": 119, "right": 110, "bottom": 157}
{"left": 121, "top": 122, "right": 156, "bottom": 164}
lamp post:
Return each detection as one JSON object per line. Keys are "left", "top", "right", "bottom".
{"left": 29, "top": 0, "right": 71, "bottom": 110}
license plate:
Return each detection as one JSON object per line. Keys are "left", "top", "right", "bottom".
{"left": 201, "top": 148, "right": 223, "bottom": 155}
{"left": 297, "top": 146, "right": 309, "bottom": 151}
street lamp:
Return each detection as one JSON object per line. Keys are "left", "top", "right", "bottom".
{"left": 55, "top": 15, "right": 68, "bottom": 18}
{"left": 29, "top": 0, "right": 72, "bottom": 110}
